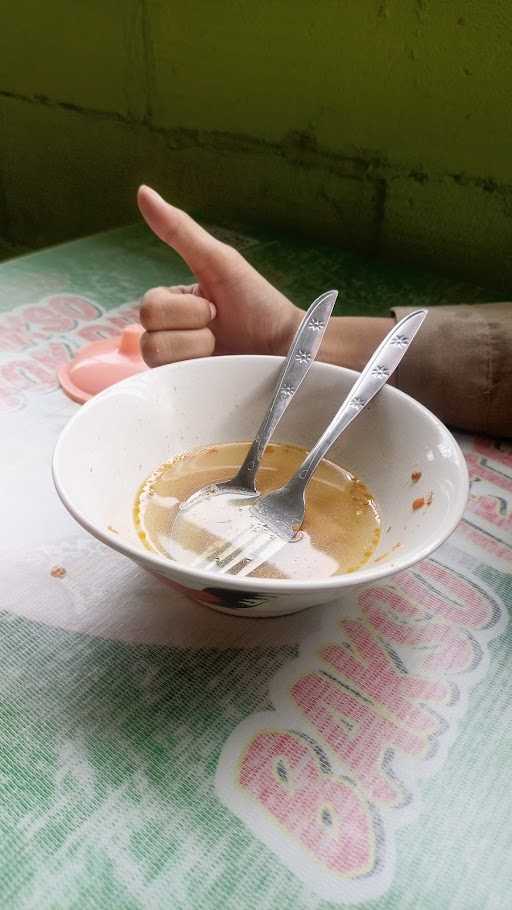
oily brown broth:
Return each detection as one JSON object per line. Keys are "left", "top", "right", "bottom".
{"left": 134, "top": 442, "right": 381, "bottom": 580}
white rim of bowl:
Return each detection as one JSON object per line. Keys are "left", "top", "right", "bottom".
{"left": 53, "top": 355, "right": 470, "bottom": 594}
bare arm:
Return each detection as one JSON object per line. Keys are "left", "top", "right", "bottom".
{"left": 137, "top": 186, "right": 511, "bottom": 438}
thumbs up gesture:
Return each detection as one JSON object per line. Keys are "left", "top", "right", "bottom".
{"left": 137, "top": 185, "right": 302, "bottom": 366}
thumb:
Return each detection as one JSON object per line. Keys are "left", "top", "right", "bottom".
{"left": 137, "top": 185, "right": 224, "bottom": 276}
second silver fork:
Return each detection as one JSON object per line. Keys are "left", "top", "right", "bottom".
{"left": 190, "top": 308, "right": 428, "bottom": 577}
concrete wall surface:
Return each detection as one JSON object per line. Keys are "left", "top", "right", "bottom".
{"left": 1, "top": 1, "right": 511, "bottom": 286}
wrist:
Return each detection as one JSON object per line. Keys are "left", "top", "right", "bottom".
{"left": 270, "top": 303, "right": 303, "bottom": 357}
{"left": 319, "top": 316, "right": 395, "bottom": 372}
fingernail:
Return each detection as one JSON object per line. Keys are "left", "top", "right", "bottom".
{"left": 209, "top": 303, "right": 217, "bottom": 321}
{"left": 140, "top": 185, "right": 164, "bottom": 204}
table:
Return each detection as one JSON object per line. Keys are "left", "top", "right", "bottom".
{"left": 0, "top": 222, "right": 511, "bottom": 909}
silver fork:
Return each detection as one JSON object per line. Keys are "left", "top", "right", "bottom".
{"left": 177, "top": 289, "right": 338, "bottom": 511}
{"left": 187, "top": 308, "right": 428, "bottom": 577}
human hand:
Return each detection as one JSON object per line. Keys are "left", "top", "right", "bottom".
{"left": 137, "top": 186, "right": 302, "bottom": 367}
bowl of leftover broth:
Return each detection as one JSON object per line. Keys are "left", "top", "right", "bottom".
{"left": 53, "top": 355, "right": 468, "bottom": 616}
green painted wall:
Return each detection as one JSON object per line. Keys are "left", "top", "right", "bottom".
{"left": 1, "top": 1, "right": 511, "bottom": 286}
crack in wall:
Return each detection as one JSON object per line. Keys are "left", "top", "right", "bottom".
{"left": 1, "top": 88, "right": 509, "bottom": 201}
{"left": 1, "top": 86, "right": 511, "bottom": 273}
{"left": 0, "top": 89, "right": 133, "bottom": 125}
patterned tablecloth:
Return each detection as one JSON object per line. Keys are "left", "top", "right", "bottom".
{"left": 0, "top": 223, "right": 510, "bottom": 909}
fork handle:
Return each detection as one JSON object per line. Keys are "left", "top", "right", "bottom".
{"left": 234, "top": 289, "right": 339, "bottom": 490}
{"left": 286, "top": 309, "right": 428, "bottom": 493}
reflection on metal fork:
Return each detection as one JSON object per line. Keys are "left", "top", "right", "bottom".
{"left": 185, "top": 309, "right": 428, "bottom": 577}
{"left": 175, "top": 289, "right": 339, "bottom": 512}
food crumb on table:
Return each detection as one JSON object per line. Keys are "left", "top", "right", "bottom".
{"left": 50, "top": 565, "right": 66, "bottom": 578}
{"left": 411, "top": 470, "right": 422, "bottom": 483}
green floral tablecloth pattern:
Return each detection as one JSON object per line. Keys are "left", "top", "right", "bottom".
{"left": 0, "top": 224, "right": 510, "bottom": 909}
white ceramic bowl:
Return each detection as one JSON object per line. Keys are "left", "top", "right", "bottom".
{"left": 53, "top": 355, "right": 468, "bottom": 617}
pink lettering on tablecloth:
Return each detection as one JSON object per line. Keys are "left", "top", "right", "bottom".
{"left": 0, "top": 359, "right": 55, "bottom": 390}
{"left": 401, "top": 561, "right": 497, "bottom": 629}
{"left": 239, "top": 730, "right": 377, "bottom": 878}
{"left": 22, "top": 303, "right": 75, "bottom": 335}
{"left": 466, "top": 454, "right": 512, "bottom": 494}
{"left": 0, "top": 318, "right": 42, "bottom": 352}
{"left": 47, "top": 296, "right": 100, "bottom": 323}
{"left": 454, "top": 441, "right": 512, "bottom": 568}
{"left": 77, "top": 307, "right": 140, "bottom": 342}
{"left": 0, "top": 295, "right": 101, "bottom": 351}
{"left": 77, "top": 325, "right": 120, "bottom": 342}
{"left": 359, "top": 586, "right": 478, "bottom": 674}
{"left": 0, "top": 297, "right": 142, "bottom": 410}
{"left": 291, "top": 671, "right": 425, "bottom": 806}
{"left": 319, "top": 620, "right": 450, "bottom": 727}
{"left": 457, "top": 521, "right": 512, "bottom": 564}
{"left": 0, "top": 342, "right": 75, "bottom": 399}
{"left": 32, "top": 341, "right": 75, "bottom": 373}
{"left": 216, "top": 549, "right": 507, "bottom": 902}
{"left": 472, "top": 437, "right": 512, "bottom": 469}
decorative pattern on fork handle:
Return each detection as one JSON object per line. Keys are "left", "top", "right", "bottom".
{"left": 390, "top": 334, "right": 409, "bottom": 348}
{"left": 371, "top": 365, "right": 390, "bottom": 378}
{"left": 190, "top": 308, "right": 428, "bottom": 578}
{"left": 232, "top": 290, "right": 338, "bottom": 491}
{"left": 295, "top": 350, "right": 312, "bottom": 364}
{"left": 279, "top": 385, "right": 294, "bottom": 399}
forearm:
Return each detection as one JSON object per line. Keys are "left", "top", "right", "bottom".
{"left": 391, "top": 303, "right": 512, "bottom": 437}
{"left": 313, "top": 306, "right": 511, "bottom": 437}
